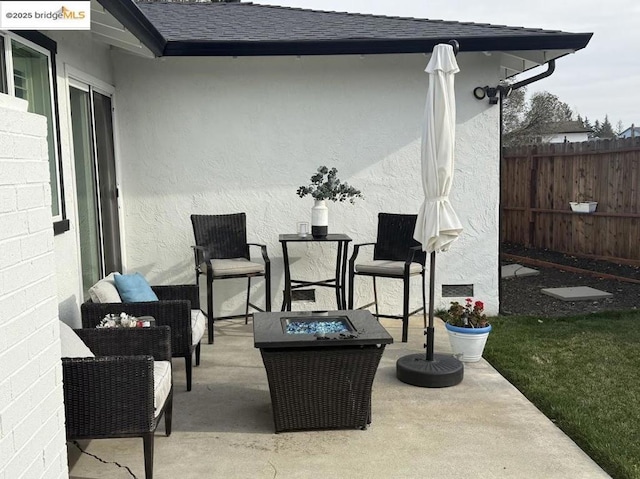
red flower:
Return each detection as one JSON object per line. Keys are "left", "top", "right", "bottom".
{"left": 475, "top": 301, "right": 484, "bottom": 310}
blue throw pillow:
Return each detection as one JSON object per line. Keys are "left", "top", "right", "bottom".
{"left": 113, "top": 273, "right": 159, "bottom": 302}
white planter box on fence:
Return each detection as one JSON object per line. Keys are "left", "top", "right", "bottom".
{"left": 569, "top": 201, "right": 598, "bottom": 213}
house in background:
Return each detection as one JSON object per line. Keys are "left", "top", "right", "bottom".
{"left": 0, "top": 1, "right": 591, "bottom": 476}
{"left": 540, "top": 120, "right": 592, "bottom": 143}
{"left": 618, "top": 124, "right": 640, "bottom": 138}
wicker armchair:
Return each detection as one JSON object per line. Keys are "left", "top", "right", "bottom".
{"left": 191, "top": 213, "right": 271, "bottom": 344}
{"left": 81, "top": 284, "right": 202, "bottom": 391}
{"left": 348, "top": 213, "right": 427, "bottom": 343}
{"left": 62, "top": 326, "right": 172, "bottom": 479}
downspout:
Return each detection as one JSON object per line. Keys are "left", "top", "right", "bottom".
{"left": 498, "top": 59, "right": 555, "bottom": 315}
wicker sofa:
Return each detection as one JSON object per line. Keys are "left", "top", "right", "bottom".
{"left": 61, "top": 325, "right": 172, "bottom": 479}
{"left": 81, "top": 283, "right": 204, "bottom": 391}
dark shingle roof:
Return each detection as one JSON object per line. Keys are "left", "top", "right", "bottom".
{"left": 101, "top": 0, "right": 592, "bottom": 57}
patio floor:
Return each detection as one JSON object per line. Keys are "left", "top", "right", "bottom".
{"left": 68, "top": 316, "right": 610, "bottom": 479}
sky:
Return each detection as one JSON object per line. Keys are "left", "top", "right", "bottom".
{"left": 251, "top": 0, "right": 639, "bottom": 129}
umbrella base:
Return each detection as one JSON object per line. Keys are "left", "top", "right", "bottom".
{"left": 396, "top": 353, "right": 464, "bottom": 388}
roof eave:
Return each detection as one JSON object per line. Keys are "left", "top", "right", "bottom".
{"left": 162, "top": 33, "right": 593, "bottom": 57}
{"left": 97, "top": 0, "right": 166, "bottom": 56}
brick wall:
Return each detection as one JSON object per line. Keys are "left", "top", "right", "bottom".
{"left": 0, "top": 94, "right": 68, "bottom": 479}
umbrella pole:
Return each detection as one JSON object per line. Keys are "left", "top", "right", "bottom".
{"left": 426, "top": 251, "right": 436, "bottom": 361}
{"left": 396, "top": 250, "right": 464, "bottom": 388}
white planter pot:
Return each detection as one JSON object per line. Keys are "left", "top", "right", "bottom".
{"left": 445, "top": 323, "right": 492, "bottom": 362}
{"left": 311, "top": 199, "right": 329, "bottom": 238}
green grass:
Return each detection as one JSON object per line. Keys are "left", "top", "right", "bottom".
{"left": 484, "top": 310, "right": 640, "bottom": 479}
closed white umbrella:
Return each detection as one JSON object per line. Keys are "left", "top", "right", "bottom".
{"left": 414, "top": 43, "right": 463, "bottom": 252}
{"left": 397, "top": 42, "right": 464, "bottom": 388}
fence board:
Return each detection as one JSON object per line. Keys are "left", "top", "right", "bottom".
{"left": 501, "top": 138, "right": 640, "bottom": 264}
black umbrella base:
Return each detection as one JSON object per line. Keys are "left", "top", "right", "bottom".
{"left": 396, "top": 353, "right": 464, "bottom": 388}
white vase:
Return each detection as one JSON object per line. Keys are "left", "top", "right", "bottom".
{"left": 311, "top": 199, "right": 329, "bottom": 238}
{"left": 445, "top": 323, "right": 492, "bottom": 362}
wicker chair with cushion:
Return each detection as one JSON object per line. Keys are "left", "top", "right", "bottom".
{"left": 191, "top": 213, "right": 271, "bottom": 344}
{"left": 81, "top": 281, "right": 204, "bottom": 391}
{"left": 60, "top": 323, "right": 172, "bottom": 479}
{"left": 348, "top": 213, "right": 427, "bottom": 343}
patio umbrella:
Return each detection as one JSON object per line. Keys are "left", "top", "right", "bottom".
{"left": 397, "top": 42, "right": 464, "bottom": 388}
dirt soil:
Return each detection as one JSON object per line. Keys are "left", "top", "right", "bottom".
{"left": 500, "top": 243, "right": 640, "bottom": 317}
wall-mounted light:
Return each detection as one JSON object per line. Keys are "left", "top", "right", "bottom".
{"left": 473, "top": 85, "right": 500, "bottom": 105}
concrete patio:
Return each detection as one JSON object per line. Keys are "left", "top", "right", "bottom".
{"left": 68, "top": 316, "right": 610, "bottom": 479}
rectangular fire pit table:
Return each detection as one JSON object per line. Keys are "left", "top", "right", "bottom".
{"left": 253, "top": 310, "right": 393, "bottom": 433}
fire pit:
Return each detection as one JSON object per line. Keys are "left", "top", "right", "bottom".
{"left": 254, "top": 310, "right": 393, "bottom": 432}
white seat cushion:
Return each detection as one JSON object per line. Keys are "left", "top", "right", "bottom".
{"left": 210, "top": 258, "right": 265, "bottom": 277}
{"left": 190, "top": 309, "right": 206, "bottom": 346}
{"left": 153, "top": 360, "right": 172, "bottom": 417}
{"left": 59, "top": 321, "right": 95, "bottom": 358}
{"left": 355, "top": 260, "right": 423, "bottom": 276}
{"left": 88, "top": 272, "right": 122, "bottom": 303}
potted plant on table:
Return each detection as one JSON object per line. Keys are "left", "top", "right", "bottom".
{"left": 297, "top": 166, "right": 363, "bottom": 238}
{"left": 441, "top": 298, "right": 491, "bottom": 362}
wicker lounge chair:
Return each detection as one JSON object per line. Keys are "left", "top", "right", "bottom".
{"left": 81, "top": 284, "right": 203, "bottom": 391}
{"left": 61, "top": 326, "right": 172, "bottom": 479}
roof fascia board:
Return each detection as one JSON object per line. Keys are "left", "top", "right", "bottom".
{"left": 96, "top": 0, "right": 165, "bottom": 56}
{"left": 162, "top": 33, "right": 592, "bottom": 57}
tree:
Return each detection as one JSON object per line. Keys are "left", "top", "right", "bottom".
{"left": 597, "top": 115, "right": 616, "bottom": 139}
{"left": 502, "top": 90, "right": 574, "bottom": 146}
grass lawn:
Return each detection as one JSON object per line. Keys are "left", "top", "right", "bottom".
{"left": 483, "top": 310, "right": 640, "bottom": 479}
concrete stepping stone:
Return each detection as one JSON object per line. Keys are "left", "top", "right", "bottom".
{"left": 501, "top": 264, "right": 540, "bottom": 278}
{"left": 541, "top": 286, "right": 613, "bottom": 301}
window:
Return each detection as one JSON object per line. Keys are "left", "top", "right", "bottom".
{"left": 1, "top": 32, "right": 68, "bottom": 233}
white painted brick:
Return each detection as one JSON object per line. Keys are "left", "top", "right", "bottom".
{"left": 4, "top": 135, "right": 46, "bottom": 161}
{"left": 22, "top": 273, "right": 56, "bottom": 307}
{"left": 43, "top": 427, "right": 67, "bottom": 474}
{"left": 0, "top": 187, "right": 16, "bottom": 214}
{"left": 0, "top": 238, "right": 21, "bottom": 270}
{"left": 0, "top": 96, "right": 64, "bottom": 479}
{"left": 0, "top": 341, "right": 29, "bottom": 386}
{"left": 0, "top": 290, "right": 27, "bottom": 326}
{"left": 43, "top": 184, "right": 52, "bottom": 207}
{"left": 37, "top": 345, "right": 62, "bottom": 379}
{"left": 1, "top": 255, "right": 55, "bottom": 296}
{"left": 27, "top": 207, "right": 52, "bottom": 234}
{"left": 13, "top": 385, "right": 59, "bottom": 452}
{"left": 4, "top": 438, "right": 39, "bottom": 479}
{"left": 0, "top": 211, "right": 29, "bottom": 241}
{"left": 10, "top": 360, "right": 41, "bottom": 403}
{"left": 21, "top": 231, "right": 54, "bottom": 261}
{"left": 23, "top": 160, "right": 50, "bottom": 185}
{"left": 0, "top": 378, "right": 9, "bottom": 412}
{"left": 0, "top": 433, "right": 15, "bottom": 469}
{"left": 0, "top": 161, "right": 27, "bottom": 186}
{"left": 29, "top": 298, "right": 59, "bottom": 337}
{"left": 19, "top": 455, "right": 44, "bottom": 479}
{"left": 16, "top": 185, "right": 45, "bottom": 211}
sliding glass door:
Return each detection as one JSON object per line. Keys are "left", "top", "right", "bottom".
{"left": 69, "top": 82, "right": 121, "bottom": 298}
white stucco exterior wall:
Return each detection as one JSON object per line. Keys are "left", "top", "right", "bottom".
{"left": 0, "top": 94, "right": 68, "bottom": 479}
{"left": 112, "top": 52, "right": 501, "bottom": 317}
{"left": 45, "top": 31, "right": 115, "bottom": 327}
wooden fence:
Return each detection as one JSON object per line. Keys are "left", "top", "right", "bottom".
{"left": 501, "top": 137, "right": 640, "bottom": 266}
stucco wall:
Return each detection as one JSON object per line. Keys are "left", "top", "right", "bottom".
{"left": 45, "top": 31, "right": 114, "bottom": 327}
{"left": 112, "top": 52, "right": 501, "bottom": 316}
{"left": 0, "top": 94, "right": 68, "bottom": 479}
